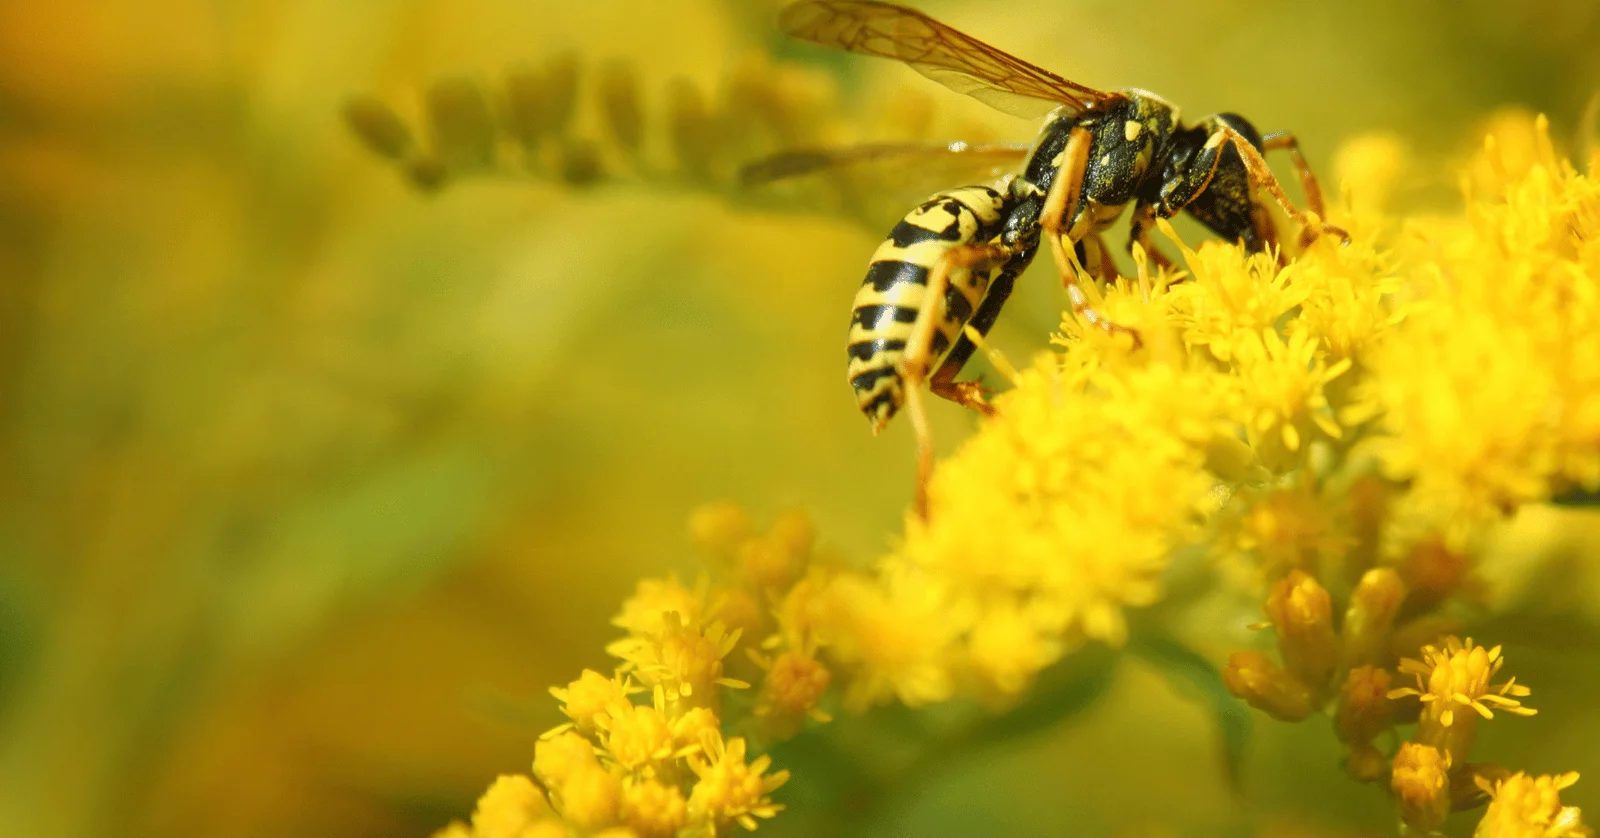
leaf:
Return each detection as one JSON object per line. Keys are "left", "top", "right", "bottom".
{"left": 956, "top": 643, "right": 1121, "bottom": 747}
{"left": 1127, "top": 630, "right": 1252, "bottom": 795}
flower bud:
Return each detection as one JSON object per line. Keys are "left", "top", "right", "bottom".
{"left": 1393, "top": 742, "right": 1452, "bottom": 834}
{"left": 1335, "top": 665, "right": 1396, "bottom": 748}
{"left": 1223, "top": 650, "right": 1314, "bottom": 721}
{"left": 1265, "top": 570, "right": 1339, "bottom": 692}
{"left": 1341, "top": 568, "right": 1406, "bottom": 670}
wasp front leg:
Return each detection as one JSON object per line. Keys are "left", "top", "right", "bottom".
{"left": 1041, "top": 126, "right": 1140, "bottom": 343}
{"left": 901, "top": 242, "right": 1010, "bottom": 520}
{"left": 1127, "top": 202, "right": 1177, "bottom": 272}
{"left": 1080, "top": 233, "right": 1120, "bottom": 281}
{"left": 1210, "top": 127, "right": 1349, "bottom": 248}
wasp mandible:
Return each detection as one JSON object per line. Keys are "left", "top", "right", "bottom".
{"left": 745, "top": 0, "right": 1349, "bottom": 519}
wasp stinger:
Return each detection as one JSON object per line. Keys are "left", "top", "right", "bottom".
{"left": 746, "top": 0, "right": 1349, "bottom": 519}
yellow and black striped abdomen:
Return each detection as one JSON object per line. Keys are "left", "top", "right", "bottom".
{"left": 847, "top": 186, "right": 1009, "bottom": 432}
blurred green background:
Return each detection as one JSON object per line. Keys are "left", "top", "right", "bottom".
{"left": 1, "top": 1, "right": 1597, "bottom": 836}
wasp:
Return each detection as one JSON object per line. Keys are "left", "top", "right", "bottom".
{"left": 745, "top": 0, "right": 1348, "bottom": 518}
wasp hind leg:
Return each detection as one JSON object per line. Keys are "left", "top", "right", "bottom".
{"left": 901, "top": 241, "right": 1010, "bottom": 521}
{"left": 1042, "top": 127, "right": 1141, "bottom": 345}
{"left": 1213, "top": 127, "right": 1349, "bottom": 249}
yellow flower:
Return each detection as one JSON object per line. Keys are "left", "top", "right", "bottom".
{"left": 534, "top": 730, "right": 601, "bottom": 789}
{"left": 471, "top": 774, "right": 555, "bottom": 838}
{"left": 1388, "top": 636, "right": 1535, "bottom": 764}
{"left": 736, "top": 509, "right": 814, "bottom": 592}
{"left": 622, "top": 777, "right": 690, "bottom": 837}
{"left": 594, "top": 699, "right": 678, "bottom": 774}
{"left": 967, "top": 601, "right": 1063, "bottom": 699}
{"left": 1167, "top": 236, "right": 1308, "bottom": 361}
{"left": 752, "top": 649, "right": 832, "bottom": 738}
{"left": 1230, "top": 324, "right": 1350, "bottom": 469}
{"left": 1358, "top": 115, "right": 1600, "bottom": 540}
{"left": 1475, "top": 772, "right": 1591, "bottom": 838}
{"left": 713, "top": 585, "right": 768, "bottom": 649}
{"left": 670, "top": 706, "right": 721, "bottom": 756}
{"left": 768, "top": 565, "right": 834, "bottom": 652}
{"left": 900, "top": 346, "right": 1221, "bottom": 653}
{"left": 614, "top": 576, "right": 708, "bottom": 638}
{"left": 557, "top": 763, "right": 624, "bottom": 832}
{"left": 549, "top": 670, "right": 636, "bottom": 735}
{"left": 608, "top": 612, "right": 749, "bottom": 710}
{"left": 431, "top": 821, "right": 472, "bottom": 838}
{"left": 1229, "top": 480, "right": 1352, "bottom": 580}
{"left": 811, "top": 566, "right": 957, "bottom": 710}
{"left": 1393, "top": 741, "right": 1453, "bottom": 834}
{"left": 686, "top": 732, "right": 789, "bottom": 831}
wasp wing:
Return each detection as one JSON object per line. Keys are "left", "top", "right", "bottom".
{"left": 779, "top": 0, "right": 1114, "bottom": 119}
{"left": 738, "top": 141, "right": 1029, "bottom": 229}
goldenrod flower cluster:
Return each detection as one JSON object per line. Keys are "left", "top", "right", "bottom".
{"left": 1202, "top": 115, "right": 1592, "bottom": 834}
{"left": 436, "top": 113, "right": 1596, "bottom": 836}
{"left": 432, "top": 506, "right": 816, "bottom": 838}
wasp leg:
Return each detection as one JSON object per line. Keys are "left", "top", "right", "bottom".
{"left": 1041, "top": 126, "right": 1139, "bottom": 344}
{"left": 1081, "top": 233, "right": 1119, "bottom": 281}
{"left": 902, "top": 242, "right": 1009, "bottom": 520}
{"left": 1214, "top": 127, "right": 1350, "bottom": 249}
{"left": 1127, "top": 202, "right": 1177, "bottom": 272}
{"left": 1261, "top": 131, "right": 1326, "bottom": 219}
{"left": 924, "top": 249, "right": 1027, "bottom": 420}
{"left": 928, "top": 363, "right": 995, "bottom": 419}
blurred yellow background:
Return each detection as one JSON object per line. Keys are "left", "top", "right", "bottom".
{"left": 1, "top": 1, "right": 1597, "bottom": 836}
